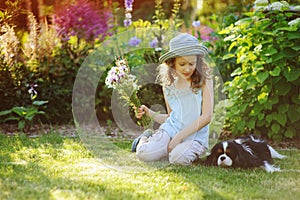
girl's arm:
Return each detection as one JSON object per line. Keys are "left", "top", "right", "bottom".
{"left": 136, "top": 87, "right": 171, "bottom": 124}
{"left": 168, "top": 79, "right": 214, "bottom": 152}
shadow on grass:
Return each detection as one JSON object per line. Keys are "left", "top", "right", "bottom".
{"left": 0, "top": 133, "right": 140, "bottom": 199}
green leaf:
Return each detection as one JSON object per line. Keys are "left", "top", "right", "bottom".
{"left": 228, "top": 41, "right": 237, "bottom": 52}
{"left": 32, "top": 100, "right": 48, "bottom": 106}
{"left": 258, "top": 113, "right": 265, "bottom": 120}
{"left": 0, "top": 109, "right": 12, "bottom": 116}
{"left": 218, "top": 29, "right": 230, "bottom": 34}
{"left": 274, "top": 79, "right": 291, "bottom": 95}
{"left": 18, "top": 121, "right": 26, "bottom": 131}
{"left": 278, "top": 104, "right": 289, "bottom": 114}
{"left": 3, "top": 116, "right": 20, "bottom": 122}
{"left": 257, "top": 92, "right": 268, "bottom": 104}
{"left": 291, "top": 41, "right": 300, "bottom": 51}
{"left": 223, "top": 54, "right": 236, "bottom": 60}
{"left": 287, "top": 105, "right": 300, "bottom": 123}
{"left": 269, "top": 95, "right": 279, "bottom": 105}
{"left": 274, "top": 26, "right": 294, "bottom": 33}
{"left": 255, "top": 71, "right": 269, "bottom": 83}
{"left": 269, "top": 66, "right": 281, "bottom": 76}
{"left": 266, "top": 114, "right": 273, "bottom": 124}
{"left": 292, "top": 94, "right": 300, "bottom": 104}
{"left": 231, "top": 67, "right": 242, "bottom": 76}
{"left": 273, "top": 113, "right": 287, "bottom": 126}
{"left": 11, "top": 107, "right": 27, "bottom": 117}
{"left": 250, "top": 104, "right": 262, "bottom": 116}
{"left": 283, "top": 67, "right": 300, "bottom": 82}
{"left": 236, "top": 120, "right": 245, "bottom": 131}
{"left": 37, "top": 111, "right": 46, "bottom": 115}
{"left": 271, "top": 52, "right": 284, "bottom": 62}
{"left": 264, "top": 48, "right": 278, "bottom": 56}
{"left": 271, "top": 123, "right": 280, "bottom": 134}
{"left": 287, "top": 31, "right": 300, "bottom": 40}
{"left": 241, "top": 104, "right": 249, "bottom": 113}
{"left": 25, "top": 115, "right": 34, "bottom": 121}
{"left": 281, "top": 47, "right": 298, "bottom": 57}
{"left": 285, "top": 126, "right": 296, "bottom": 138}
{"left": 248, "top": 118, "right": 256, "bottom": 129}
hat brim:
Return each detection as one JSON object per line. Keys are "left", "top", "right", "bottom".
{"left": 159, "top": 45, "right": 208, "bottom": 63}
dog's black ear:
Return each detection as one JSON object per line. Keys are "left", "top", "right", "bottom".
{"left": 231, "top": 141, "right": 251, "bottom": 168}
{"left": 203, "top": 153, "right": 218, "bottom": 166}
{"left": 203, "top": 154, "right": 218, "bottom": 166}
{"left": 202, "top": 143, "right": 222, "bottom": 166}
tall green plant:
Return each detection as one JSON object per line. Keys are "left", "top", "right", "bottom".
{"left": 222, "top": 1, "right": 300, "bottom": 140}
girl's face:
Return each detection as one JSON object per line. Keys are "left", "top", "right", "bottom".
{"left": 174, "top": 55, "right": 197, "bottom": 81}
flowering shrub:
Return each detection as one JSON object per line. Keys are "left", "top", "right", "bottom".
{"left": 0, "top": 24, "right": 19, "bottom": 66}
{"left": 53, "top": 0, "right": 112, "bottom": 42}
{"left": 191, "top": 23, "right": 216, "bottom": 42}
{"left": 221, "top": 1, "right": 300, "bottom": 140}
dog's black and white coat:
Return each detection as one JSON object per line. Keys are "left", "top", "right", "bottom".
{"left": 203, "top": 135, "right": 286, "bottom": 172}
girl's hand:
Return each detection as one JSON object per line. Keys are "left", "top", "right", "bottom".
{"left": 135, "top": 105, "right": 149, "bottom": 119}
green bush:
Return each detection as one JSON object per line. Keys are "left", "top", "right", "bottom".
{"left": 0, "top": 15, "right": 95, "bottom": 124}
{"left": 221, "top": 2, "right": 300, "bottom": 140}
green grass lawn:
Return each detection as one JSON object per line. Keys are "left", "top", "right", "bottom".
{"left": 0, "top": 132, "right": 299, "bottom": 200}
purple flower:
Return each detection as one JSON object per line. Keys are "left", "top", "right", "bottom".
{"left": 53, "top": 0, "right": 113, "bottom": 42}
{"left": 27, "top": 84, "right": 38, "bottom": 100}
{"left": 128, "top": 36, "right": 141, "bottom": 47}
{"left": 125, "top": 13, "right": 132, "bottom": 19}
{"left": 149, "top": 38, "right": 158, "bottom": 48}
{"left": 125, "top": 0, "right": 134, "bottom": 10}
{"left": 105, "top": 58, "right": 132, "bottom": 89}
{"left": 123, "top": 19, "right": 132, "bottom": 27}
{"left": 192, "top": 20, "right": 201, "bottom": 28}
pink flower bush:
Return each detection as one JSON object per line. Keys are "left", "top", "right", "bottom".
{"left": 53, "top": 0, "right": 112, "bottom": 42}
{"left": 190, "top": 21, "right": 217, "bottom": 42}
{"left": 199, "top": 25, "right": 215, "bottom": 41}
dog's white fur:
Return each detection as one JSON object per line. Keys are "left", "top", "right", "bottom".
{"left": 268, "top": 145, "right": 286, "bottom": 159}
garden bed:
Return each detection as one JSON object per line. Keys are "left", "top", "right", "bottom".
{"left": 1, "top": 123, "right": 299, "bottom": 149}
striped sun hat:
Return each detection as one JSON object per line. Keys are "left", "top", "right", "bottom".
{"left": 159, "top": 33, "right": 208, "bottom": 63}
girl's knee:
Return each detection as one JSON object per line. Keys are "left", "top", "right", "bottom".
{"left": 169, "top": 141, "right": 206, "bottom": 165}
{"left": 169, "top": 150, "right": 194, "bottom": 165}
{"left": 136, "top": 150, "right": 154, "bottom": 162}
{"left": 136, "top": 144, "right": 168, "bottom": 162}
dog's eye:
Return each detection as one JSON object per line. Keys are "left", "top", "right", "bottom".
{"left": 217, "top": 148, "right": 223, "bottom": 154}
{"left": 226, "top": 148, "right": 231, "bottom": 154}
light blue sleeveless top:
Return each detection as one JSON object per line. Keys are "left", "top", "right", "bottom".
{"left": 159, "top": 84, "right": 209, "bottom": 148}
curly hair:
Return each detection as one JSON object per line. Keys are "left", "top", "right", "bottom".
{"left": 156, "top": 55, "right": 211, "bottom": 93}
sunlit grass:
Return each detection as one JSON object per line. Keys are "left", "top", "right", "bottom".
{"left": 0, "top": 133, "right": 299, "bottom": 200}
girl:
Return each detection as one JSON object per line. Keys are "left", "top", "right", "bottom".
{"left": 132, "top": 33, "right": 214, "bottom": 165}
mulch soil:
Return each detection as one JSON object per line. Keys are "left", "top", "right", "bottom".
{"left": 1, "top": 123, "right": 299, "bottom": 149}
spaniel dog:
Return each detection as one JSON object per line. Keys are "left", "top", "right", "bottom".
{"left": 203, "top": 135, "right": 286, "bottom": 172}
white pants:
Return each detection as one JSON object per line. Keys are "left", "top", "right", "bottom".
{"left": 136, "top": 129, "right": 206, "bottom": 165}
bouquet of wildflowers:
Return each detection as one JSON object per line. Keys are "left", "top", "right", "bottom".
{"left": 105, "top": 58, "right": 149, "bottom": 127}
